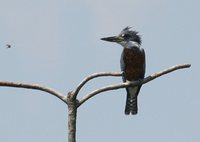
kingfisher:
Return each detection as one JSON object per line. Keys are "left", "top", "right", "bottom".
{"left": 101, "top": 27, "right": 146, "bottom": 115}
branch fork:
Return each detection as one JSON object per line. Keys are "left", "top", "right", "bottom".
{"left": 0, "top": 63, "right": 191, "bottom": 142}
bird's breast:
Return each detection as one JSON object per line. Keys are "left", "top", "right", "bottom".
{"left": 122, "top": 48, "right": 145, "bottom": 81}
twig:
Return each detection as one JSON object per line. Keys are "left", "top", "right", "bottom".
{"left": 78, "top": 64, "right": 191, "bottom": 106}
{"left": 0, "top": 81, "right": 67, "bottom": 104}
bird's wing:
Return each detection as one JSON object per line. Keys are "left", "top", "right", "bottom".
{"left": 141, "top": 48, "right": 146, "bottom": 78}
{"left": 120, "top": 51, "right": 126, "bottom": 82}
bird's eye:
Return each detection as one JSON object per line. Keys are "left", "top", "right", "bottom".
{"left": 121, "top": 34, "right": 130, "bottom": 39}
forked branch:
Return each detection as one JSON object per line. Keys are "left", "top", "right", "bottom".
{"left": 0, "top": 63, "right": 191, "bottom": 142}
{"left": 72, "top": 72, "right": 122, "bottom": 97}
{"left": 78, "top": 63, "right": 191, "bottom": 106}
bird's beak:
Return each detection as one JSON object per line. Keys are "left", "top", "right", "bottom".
{"left": 101, "top": 36, "right": 123, "bottom": 43}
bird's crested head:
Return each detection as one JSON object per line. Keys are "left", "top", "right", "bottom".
{"left": 101, "top": 27, "right": 142, "bottom": 48}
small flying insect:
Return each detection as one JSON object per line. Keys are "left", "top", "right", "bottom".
{"left": 6, "top": 44, "right": 11, "bottom": 48}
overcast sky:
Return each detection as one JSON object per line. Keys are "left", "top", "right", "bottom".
{"left": 0, "top": 0, "right": 199, "bottom": 142}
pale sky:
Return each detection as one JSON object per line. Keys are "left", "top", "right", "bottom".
{"left": 0, "top": 0, "right": 199, "bottom": 142}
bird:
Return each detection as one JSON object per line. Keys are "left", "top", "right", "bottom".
{"left": 101, "top": 27, "right": 146, "bottom": 115}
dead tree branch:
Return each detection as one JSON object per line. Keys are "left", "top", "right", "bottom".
{"left": 0, "top": 81, "right": 67, "bottom": 104}
{"left": 78, "top": 63, "right": 191, "bottom": 106}
{"left": 0, "top": 63, "right": 191, "bottom": 142}
{"left": 72, "top": 72, "right": 122, "bottom": 98}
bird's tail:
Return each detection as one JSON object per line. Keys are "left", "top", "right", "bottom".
{"left": 125, "top": 94, "right": 138, "bottom": 115}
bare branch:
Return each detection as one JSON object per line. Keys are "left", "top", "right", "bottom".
{"left": 78, "top": 63, "right": 191, "bottom": 106}
{"left": 72, "top": 72, "right": 122, "bottom": 97}
{"left": 0, "top": 63, "right": 191, "bottom": 142}
{"left": 0, "top": 81, "right": 67, "bottom": 104}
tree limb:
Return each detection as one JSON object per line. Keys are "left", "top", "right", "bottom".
{"left": 72, "top": 72, "right": 122, "bottom": 98}
{"left": 78, "top": 63, "right": 191, "bottom": 106}
{"left": 0, "top": 63, "right": 191, "bottom": 142}
{"left": 0, "top": 81, "right": 67, "bottom": 104}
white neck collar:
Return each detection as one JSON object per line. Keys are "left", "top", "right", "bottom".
{"left": 119, "top": 41, "right": 140, "bottom": 49}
